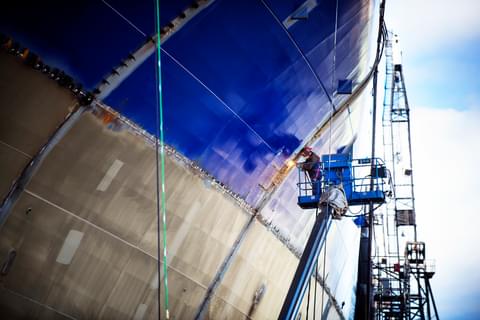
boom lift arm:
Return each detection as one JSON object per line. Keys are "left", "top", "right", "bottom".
{"left": 278, "top": 153, "right": 388, "bottom": 320}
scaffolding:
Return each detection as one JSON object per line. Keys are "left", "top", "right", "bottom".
{"left": 373, "top": 33, "right": 439, "bottom": 320}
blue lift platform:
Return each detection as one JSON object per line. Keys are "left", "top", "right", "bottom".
{"left": 297, "top": 153, "right": 387, "bottom": 209}
{"left": 279, "top": 153, "right": 388, "bottom": 320}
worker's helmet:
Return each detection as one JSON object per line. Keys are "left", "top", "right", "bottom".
{"left": 301, "top": 146, "right": 312, "bottom": 156}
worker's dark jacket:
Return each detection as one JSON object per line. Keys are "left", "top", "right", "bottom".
{"left": 302, "top": 152, "right": 321, "bottom": 181}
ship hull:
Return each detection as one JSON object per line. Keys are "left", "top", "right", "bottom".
{"left": 0, "top": 1, "right": 376, "bottom": 318}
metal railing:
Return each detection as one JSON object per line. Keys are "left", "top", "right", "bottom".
{"left": 297, "top": 157, "right": 388, "bottom": 200}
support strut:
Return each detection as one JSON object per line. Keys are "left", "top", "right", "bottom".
{"left": 278, "top": 205, "right": 332, "bottom": 320}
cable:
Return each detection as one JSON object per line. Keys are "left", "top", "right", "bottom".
{"left": 260, "top": 0, "right": 337, "bottom": 112}
{"left": 313, "top": 260, "right": 318, "bottom": 320}
{"left": 318, "top": 3, "right": 337, "bottom": 308}
{"left": 154, "top": 1, "right": 170, "bottom": 318}
{"left": 160, "top": 48, "right": 275, "bottom": 153}
{"left": 308, "top": 205, "right": 322, "bottom": 320}
{"left": 332, "top": 0, "right": 339, "bottom": 93}
{"left": 306, "top": 276, "right": 311, "bottom": 320}
{"left": 316, "top": 2, "right": 341, "bottom": 311}
{"left": 347, "top": 206, "right": 364, "bottom": 216}
{"left": 101, "top": 0, "right": 147, "bottom": 37}
{"left": 372, "top": 216, "right": 378, "bottom": 258}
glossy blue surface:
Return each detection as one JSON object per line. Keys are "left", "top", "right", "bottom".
{"left": 108, "top": 0, "right": 372, "bottom": 204}
{"left": 0, "top": 1, "right": 221, "bottom": 89}
{"left": 0, "top": 1, "right": 150, "bottom": 89}
{"left": 0, "top": 0, "right": 373, "bottom": 206}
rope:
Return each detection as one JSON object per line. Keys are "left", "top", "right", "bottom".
{"left": 154, "top": 1, "right": 170, "bottom": 318}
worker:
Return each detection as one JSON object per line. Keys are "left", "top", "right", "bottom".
{"left": 300, "top": 146, "right": 322, "bottom": 196}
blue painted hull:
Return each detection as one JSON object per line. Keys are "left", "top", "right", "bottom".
{"left": 0, "top": 0, "right": 373, "bottom": 206}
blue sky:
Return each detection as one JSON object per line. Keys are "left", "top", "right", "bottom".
{"left": 385, "top": 0, "right": 480, "bottom": 318}
{"left": 387, "top": 0, "right": 480, "bottom": 111}
{"left": 406, "top": 41, "right": 480, "bottom": 110}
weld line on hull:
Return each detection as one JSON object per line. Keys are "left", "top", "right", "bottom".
{"left": 194, "top": 215, "right": 256, "bottom": 320}
{"left": 0, "top": 104, "right": 85, "bottom": 228}
{"left": 0, "top": 286, "right": 77, "bottom": 320}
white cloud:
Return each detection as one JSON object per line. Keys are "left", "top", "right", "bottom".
{"left": 411, "top": 106, "right": 480, "bottom": 316}
{"left": 386, "top": 0, "right": 480, "bottom": 53}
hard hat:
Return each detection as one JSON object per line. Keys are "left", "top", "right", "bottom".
{"left": 301, "top": 146, "right": 312, "bottom": 156}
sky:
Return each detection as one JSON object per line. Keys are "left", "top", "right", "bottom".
{"left": 384, "top": 0, "right": 480, "bottom": 318}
